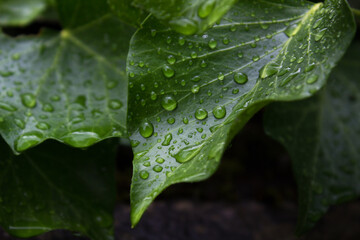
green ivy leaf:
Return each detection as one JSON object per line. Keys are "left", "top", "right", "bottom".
{"left": 264, "top": 43, "right": 360, "bottom": 234}
{"left": 0, "top": 137, "right": 117, "bottom": 240}
{"left": 0, "top": 14, "right": 134, "bottom": 153}
{"left": 107, "top": 0, "right": 148, "bottom": 28}
{"left": 131, "top": 0, "right": 237, "bottom": 35}
{"left": 0, "top": 0, "right": 51, "bottom": 26}
{"left": 127, "top": 0, "right": 355, "bottom": 226}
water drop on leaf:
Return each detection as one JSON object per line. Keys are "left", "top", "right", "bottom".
{"left": 15, "top": 131, "right": 43, "bottom": 152}
{"left": 162, "top": 65, "right": 175, "bottom": 78}
{"left": 139, "top": 120, "right": 154, "bottom": 138}
{"left": 61, "top": 132, "right": 101, "bottom": 148}
{"left": 139, "top": 170, "right": 149, "bottom": 179}
{"left": 169, "top": 18, "right": 198, "bottom": 35}
{"left": 21, "top": 93, "right": 37, "bottom": 108}
{"left": 173, "top": 144, "right": 202, "bottom": 163}
{"left": 162, "top": 133, "right": 173, "bottom": 146}
{"left": 208, "top": 38, "right": 217, "bottom": 49}
{"left": 153, "top": 165, "right": 163, "bottom": 172}
{"left": 161, "top": 95, "right": 177, "bottom": 111}
{"left": 233, "top": 73, "right": 248, "bottom": 84}
{"left": 195, "top": 108, "right": 208, "bottom": 120}
{"left": 198, "top": 0, "right": 215, "bottom": 18}
{"left": 213, "top": 106, "right": 226, "bottom": 119}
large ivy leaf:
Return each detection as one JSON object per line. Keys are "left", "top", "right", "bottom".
{"left": 0, "top": 137, "right": 117, "bottom": 240}
{"left": 264, "top": 43, "right": 360, "bottom": 234}
{"left": 127, "top": 0, "right": 355, "bottom": 226}
{"left": 0, "top": 0, "right": 51, "bottom": 26}
{"left": 107, "top": 0, "right": 148, "bottom": 28}
{"left": 131, "top": 0, "right": 237, "bottom": 35}
{"left": 0, "top": 13, "right": 134, "bottom": 153}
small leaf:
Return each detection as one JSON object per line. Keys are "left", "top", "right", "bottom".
{"left": 264, "top": 43, "right": 360, "bottom": 234}
{"left": 0, "top": 14, "right": 134, "bottom": 153}
{"left": 108, "top": 0, "right": 149, "bottom": 28}
{"left": 0, "top": 137, "right": 117, "bottom": 240}
{"left": 132, "top": 0, "right": 237, "bottom": 35}
{"left": 127, "top": 0, "right": 355, "bottom": 226}
{"left": 0, "top": 0, "right": 50, "bottom": 26}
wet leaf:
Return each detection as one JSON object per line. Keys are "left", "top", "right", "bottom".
{"left": 0, "top": 6, "right": 134, "bottom": 153}
{"left": 132, "top": 0, "right": 237, "bottom": 35}
{"left": 127, "top": 0, "right": 355, "bottom": 226}
{"left": 264, "top": 43, "right": 360, "bottom": 234}
{"left": 0, "top": 0, "right": 51, "bottom": 26}
{"left": 0, "top": 137, "right": 117, "bottom": 240}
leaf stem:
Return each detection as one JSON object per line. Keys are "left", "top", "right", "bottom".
{"left": 352, "top": 8, "right": 360, "bottom": 18}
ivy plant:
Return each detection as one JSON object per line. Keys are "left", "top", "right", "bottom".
{"left": 0, "top": 0, "right": 359, "bottom": 239}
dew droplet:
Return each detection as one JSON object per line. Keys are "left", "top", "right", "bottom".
{"left": 150, "top": 91, "right": 157, "bottom": 101}
{"left": 15, "top": 119, "right": 25, "bottom": 129}
{"left": 178, "top": 37, "right": 185, "bottom": 45}
{"left": 213, "top": 106, "right": 226, "bottom": 119}
{"left": 139, "top": 170, "right": 149, "bottom": 179}
{"left": 156, "top": 157, "right": 165, "bottom": 164}
{"left": 252, "top": 55, "right": 260, "bottom": 62}
{"left": 233, "top": 73, "right": 248, "bottom": 84}
{"left": 314, "top": 28, "right": 326, "bottom": 41}
{"left": 61, "top": 132, "right": 100, "bottom": 148}
{"left": 259, "top": 62, "right": 280, "bottom": 79}
{"left": 162, "top": 133, "right": 173, "bottom": 146}
{"left": 195, "top": 108, "right": 208, "bottom": 120}
{"left": 218, "top": 73, "right": 224, "bottom": 81}
{"left": 208, "top": 38, "right": 217, "bottom": 49}
{"left": 191, "top": 75, "right": 201, "bottom": 82}
{"left": 108, "top": 100, "right": 122, "bottom": 110}
{"left": 139, "top": 120, "right": 154, "bottom": 138}
{"left": 153, "top": 165, "right": 163, "bottom": 172}
{"left": 161, "top": 95, "right": 177, "bottom": 111}
{"left": 36, "top": 122, "right": 50, "bottom": 131}
{"left": 284, "top": 24, "right": 298, "bottom": 37}
{"left": 162, "top": 65, "right": 175, "bottom": 78}
{"left": 173, "top": 144, "right": 202, "bottom": 163}
{"left": 21, "top": 93, "right": 37, "bottom": 108}
{"left": 198, "top": 1, "right": 215, "bottom": 18}
{"left": 169, "top": 18, "right": 198, "bottom": 35}
{"left": 15, "top": 131, "right": 44, "bottom": 152}
{"left": 167, "top": 117, "right": 175, "bottom": 124}
{"left": 191, "top": 51, "right": 198, "bottom": 59}
{"left": 306, "top": 74, "right": 319, "bottom": 84}
{"left": 191, "top": 85, "right": 200, "bottom": 94}
{"left": 0, "top": 102, "right": 17, "bottom": 112}
{"left": 305, "top": 63, "right": 316, "bottom": 72}
{"left": 167, "top": 55, "right": 176, "bottom": 65}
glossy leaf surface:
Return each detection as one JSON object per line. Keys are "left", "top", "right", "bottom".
{"left": 0, "top": 138, "right": 117, "bottom": 240}
{"left": 132, "top": 0, "right": 237, "bottom": 35}
{"left": 0, "top": 15, "right": 134, "bottom": 153}
{"left": 127, "top": 0, "right": 355, "bottom": 226}
{"left": 264, "top": 44, "right": 360, "bottom": 234}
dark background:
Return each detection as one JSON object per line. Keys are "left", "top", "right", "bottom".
{"left": 1, "top": 1, "right": 360, "bottom": 239}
